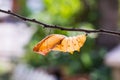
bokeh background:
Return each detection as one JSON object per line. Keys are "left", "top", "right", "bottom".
{"left": 0, "top": 0, "right": 120, "bottom": 80}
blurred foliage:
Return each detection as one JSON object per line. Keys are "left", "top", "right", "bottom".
{"left": 18, "top": 0, "right": 31, "bottom": 16}
{"left": 43, "top": 0, "right": 84, "bottom": 25}
{"left": 90, "top": 66, "right": 111, "bottom": 80}
{"left": 23, "top": 0, "right": 110, "bottom": 79}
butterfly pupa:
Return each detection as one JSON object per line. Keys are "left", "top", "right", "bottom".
{"left": 33, "top": 34, "right": 86, "bottom": 55}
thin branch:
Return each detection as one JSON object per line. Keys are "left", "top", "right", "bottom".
{"left": 0, "top": 9, "right": 120, "bottom": 36}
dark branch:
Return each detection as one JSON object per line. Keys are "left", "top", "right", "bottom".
{"left": 0, "top": 9, "right": 120, "bottom": 36}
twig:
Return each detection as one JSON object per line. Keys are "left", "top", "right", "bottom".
{"left": 0, "top": 9, "right": 120, "bottom": 36}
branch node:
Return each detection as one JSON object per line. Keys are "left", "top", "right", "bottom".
{"left": 54, "top": 25, "right": 57, "bottom": 27}
{"left": 32, "top": 19, "right": 36, "bottom": 21}
{"left": 99, "top": 29, "right": 104, "bottom": 31}
{"left": 43, "top": 25, "right": 47, "bottom": 28}
{"left": 8, "top": 10, "right": 11, "bottom": 13}
{"left": 23, "top": 18, "right": 27, "bottom": 21}
{"left": 60, "top": 28, "right": 64, "bottom": 30}
{"left": 85, "top": 31, "right": 90, "bottom": 34}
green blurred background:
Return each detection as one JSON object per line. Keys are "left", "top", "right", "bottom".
{"left": 0, "top": 0, "right": 119, "bottom": 80}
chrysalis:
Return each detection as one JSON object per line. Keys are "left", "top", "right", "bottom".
{"left": 33, "top": 34, "right": 86, "bottom": 55}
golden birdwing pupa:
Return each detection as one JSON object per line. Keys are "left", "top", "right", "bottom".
{"left": 33, "top": 34, "right": 86, "bottom": 55}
